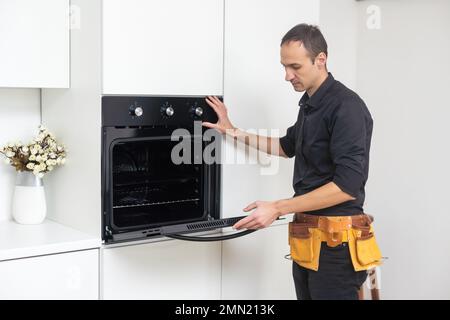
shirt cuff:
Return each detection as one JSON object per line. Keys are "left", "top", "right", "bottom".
{"left": 279, "top": 136, "right": 295, "bottom": 158}
{"left": 332, "top": 165, "right": 364, "bottom": 198}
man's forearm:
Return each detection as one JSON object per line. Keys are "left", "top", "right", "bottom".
{"left": 226, "top": 128, "right": 286, "bottom": 157}
{"left": 275, "top": 182, "right": 356, "bottom": 216}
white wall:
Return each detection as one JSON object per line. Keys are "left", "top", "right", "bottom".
{"left": 0, "top": 89, "right": 41, "bottom": 222}
{"left": 319, "top": 0, "right": 358, "bottom": 90}
{"left": 355, "top": 0, "right": 450, "bottom": 299}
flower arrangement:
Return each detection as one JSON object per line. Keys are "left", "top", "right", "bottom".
{"left": 0, "top": 125, "right": 67, "bottom": 178}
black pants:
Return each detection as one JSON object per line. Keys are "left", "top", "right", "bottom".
{"left": 292, "top": 243, "right": 367, "bottom": 300}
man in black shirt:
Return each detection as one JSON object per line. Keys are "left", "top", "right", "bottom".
{"left": 203, "top": 24, "right": 381, "bottom": 300}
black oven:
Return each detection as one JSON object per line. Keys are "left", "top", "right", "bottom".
{"left": 101, "top": 96, "right": 249, "bottom": 244}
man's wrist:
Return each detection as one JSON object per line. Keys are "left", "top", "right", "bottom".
{"left": 274, "top": 199, "right": 290, "bottom": 217}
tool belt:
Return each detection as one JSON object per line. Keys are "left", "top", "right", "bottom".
{"left": 288, "top": 213, "right": 382, "bottom": 272}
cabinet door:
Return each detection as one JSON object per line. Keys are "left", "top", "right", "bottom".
{"left": 0, "top": 249, "right": 99, "bottom": 300}
{"left": 221, "top": 0, "right": 319, "bottom": 220}
{"left": 222, "top": 224, "right": 295, "bottom": 299}
{"left": 102, "top": 0, "right": 223, "bottom": 96}
{"left": 0, "top": 0, "right": 69, "bottom": 88}
{"left": 101, "top": 240, "right": 221, "bottom": 299}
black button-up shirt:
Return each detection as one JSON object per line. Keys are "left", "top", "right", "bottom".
{"left": 279, "top": 73, "right": 373, "bottom": 216}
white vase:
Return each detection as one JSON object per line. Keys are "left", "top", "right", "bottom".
{"left": 12, "top": 171, "right": 47, "bottom": 224}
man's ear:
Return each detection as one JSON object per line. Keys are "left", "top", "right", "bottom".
{"left": 315, "top": 52, "right": 327, "bottom": 69}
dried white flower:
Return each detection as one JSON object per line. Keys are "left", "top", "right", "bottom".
{"left": 1, "top": 125, "right": 66, "bottom": 176}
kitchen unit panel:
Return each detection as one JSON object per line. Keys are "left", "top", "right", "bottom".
{"left": 0, "top": 0, "right": 69, "bottom": 88}
{"left": 102, "top": 240, "right": 221, "bottom": 299}
{"left": 0, "top": 249, "right": 99, "bottom": 300}
{"left": 221, "top": 0, "right": 319, "bottom": 219}
{"left": 102, "top": 0, "right": 223, "bottom": 96}
{"left": 222, "top": 223, "right": 295, "bottom": 299}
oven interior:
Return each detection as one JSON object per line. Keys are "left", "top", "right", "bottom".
{"left": 109, "top": 136, "right": 216, "bottom": 231}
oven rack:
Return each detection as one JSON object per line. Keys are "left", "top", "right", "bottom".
{"left": 112, "top": 197, "right": 200, "bottom": 209}
{"left": 113, "top": 185, "right": 162, "bottom": 196}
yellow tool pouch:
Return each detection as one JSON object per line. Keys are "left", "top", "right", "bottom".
{"left": 289, "top": 213, "right": 383, "bottom": 272}
{"left": 347, "top": 226, "right": 383, "bottom": 271}
{"left": 288, "top": 222, "right": 322, "bottom": 271}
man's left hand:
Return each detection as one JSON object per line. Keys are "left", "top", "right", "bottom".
{"left": 233, "top": 201, "right": 281, "bottom": 230}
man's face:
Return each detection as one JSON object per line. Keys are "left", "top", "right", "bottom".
{"left": 280, "top": 40, "right": 325, "bottom": 93}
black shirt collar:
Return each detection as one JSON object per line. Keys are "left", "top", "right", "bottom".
{"left": 298, "top": 72, "right": 335, "bottom": 109}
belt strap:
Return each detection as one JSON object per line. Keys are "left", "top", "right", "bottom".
{"left": 294, "top": 213, "right": 373, "bottom": 229}
{"left": 292, "top": 213, "right": 374, "bottom": 246}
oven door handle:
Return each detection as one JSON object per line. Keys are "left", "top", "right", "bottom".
{"left": 160, "top": 216, "right": 285, "bottom": 242}
{"left": 164, "top": 229, "right": 256, "bottom": 242}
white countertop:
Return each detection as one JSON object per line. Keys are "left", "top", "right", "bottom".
{"left": 0, "top": 219, "right": 101, "bottom": 262}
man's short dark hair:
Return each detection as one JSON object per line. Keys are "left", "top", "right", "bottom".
{"left": 281, "top": 23, "right": 328, "bottom": 63}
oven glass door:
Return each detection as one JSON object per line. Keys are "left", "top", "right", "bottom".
{"left": 109, "top": 135, "right": 206, "bottom": 230}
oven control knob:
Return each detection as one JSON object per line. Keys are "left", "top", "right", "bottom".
{"left": 134, "top": 106, "right": 144, "bottom": 117}
{"left": 189, "top": 105, "right": 203, "bottom": 118}
{"left": 194, "top": 107, "right": 203, "bottom": 117}
{"left": 164, "top": 106, "right": 174, "bottom": 117}
{"left": 129, "top": 105, "right": 144, "bottom": 117}
{"left": 161, "top": 102, "right": 175, "bottom": 118}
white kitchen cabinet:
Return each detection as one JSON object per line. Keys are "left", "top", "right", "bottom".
{"left": 102, "top": 0, "right": 223, "bottom": 96}
{"left": 0, "top": 249, "right": 99, "bottom": 300}
{"left": 222, "top": 224, "right": 296, "bottom": 299}
{"left": 221, "top": 0, "right": 319, "bottom": 219}
{"left": 101, "top": 239, "right": 221, "bottom": 299}
{"left": 0, "top": 0, "right": 69, "bottom": 88}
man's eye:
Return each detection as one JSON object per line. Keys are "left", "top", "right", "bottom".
{"left": 293, "top": 66, "right": 301, "bottom": 70}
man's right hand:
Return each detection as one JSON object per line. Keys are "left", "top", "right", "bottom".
{"left": 203, "top": 96, "right": 236, "bottom": 135}
{"left": 203, "top": 96, "right": 287, "bottom": 157}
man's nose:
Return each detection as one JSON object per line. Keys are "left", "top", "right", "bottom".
{"left": 285, "top": 70, "right": 294, "bottom": 82}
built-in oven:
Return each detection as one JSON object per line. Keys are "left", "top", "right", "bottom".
{"left": 101, "top": 96, "right": 251, "bottom": 244}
